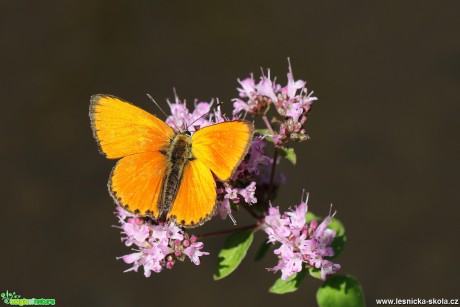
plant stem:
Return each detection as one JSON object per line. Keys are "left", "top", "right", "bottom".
{"left": 262, "top": 115, "right": 275, "bottom": 136}
{"left": 267, "top": 148, "right": 278, "bottom": 206}
{"left": 196, "top": 223, "right": 259, "bottom": 239}
{"left": 262, "top": 114, "right": 279, "bottom": 207}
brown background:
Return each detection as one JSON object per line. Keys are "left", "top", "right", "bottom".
{"left": 1, "top": 1, "right": 459, "bottom": 306}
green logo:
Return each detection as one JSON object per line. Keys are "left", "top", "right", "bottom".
{"left": 1, "top": 291, "right": 55, "bottom": 306}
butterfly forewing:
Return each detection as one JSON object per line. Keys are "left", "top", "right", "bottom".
{"left": 191, "top": 121, "right": 254, "bottom": 180}
{"left": 90, "top": 95, "right": 174, "bottom": 159}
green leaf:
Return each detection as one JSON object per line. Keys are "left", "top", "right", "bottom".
{"left": 328, "top": 218, "right": 346, "bottom": 237}
{"left": 308, "top": 267, "right": 323, "bottom": 280}
{"left": 229, "top": 199, "right": 239, "bottom": 211}
{"left": 329, "top": 235, "right": 347, "bottom": 259}
{"left": 269, "top": 269, "right": 308, "bottom": 294}
{"left": 255, "top": 129, "right": 274, "bottom": 143}
{"left": 278, "top": 146, "right": 296, "bottom": 165}
{"left": 316, "top": 275, "right": 365, "bottom": 307}
{"left": 213, "top": 230, "right": 254, "bottom": 280}
{"left": 327, "top": 217, "right": 346, "bottom": 259}
{"left": 306, "top": 211, "right": 320, "bottom": 223}
{"left": 256, "top": 128, "right": 269, "bottom": 135}
{"left": 254, "top": 240, "right": 272, "bottom": 262}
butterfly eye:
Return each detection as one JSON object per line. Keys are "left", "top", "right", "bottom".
{"left": 184, "top": 130, "right": 192, "bottom": 137}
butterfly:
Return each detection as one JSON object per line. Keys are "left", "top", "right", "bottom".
{"left": 90, "top": 94, "right": 254, "bottom": 227}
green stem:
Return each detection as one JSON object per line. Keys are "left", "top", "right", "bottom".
{"left": 196, "top": 223, "right": 260, "bottom": 239}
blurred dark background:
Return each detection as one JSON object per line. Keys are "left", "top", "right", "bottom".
{"left": 1, "top": 1, "right": 459, "bottom": 306}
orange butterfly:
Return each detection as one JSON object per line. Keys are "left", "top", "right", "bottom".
{"left": 90, "top": 95, "right": 254, "bottom": 227}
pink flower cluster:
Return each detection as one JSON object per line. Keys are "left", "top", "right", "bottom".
{"left": 216, "top": 181, "right": 256, "bottom": 220}
{"left": 115, "top": 206, "right": 208, "bottom": 277}
{"left": 233, "top": 61, "right": 317, "bottom": 146}
{"left": 231, "top": 136, "right": 272, "bottom": 181}
{"left": 166, "top": 98, "right": 225, "bottom": 133}
{"left": 264, "top": 197, "right": 341, "bottom": 280}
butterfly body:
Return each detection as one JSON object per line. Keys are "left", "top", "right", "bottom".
{"left": 90, "top": 94, "right": 254, "bottom": 227}
{"left": 158, "top": 132, "right": 194, "bottom": 219}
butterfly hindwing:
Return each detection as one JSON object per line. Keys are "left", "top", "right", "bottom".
{"left": 166, "top": 159, "right": 216, "bottom": 227}
{"left": 90, "top": 94, "right": 174, "bottom": 159}
{"left": 110, "top": 151, "right": 170, "bottom": 217}
{"left": 191, "top": 121, "right": 254, "bottom": 180}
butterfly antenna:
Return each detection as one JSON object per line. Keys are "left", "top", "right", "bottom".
{"left": 146, "top": 94, "right": 178, "bottom": 137}
{"left": 185, "top": 98, "right": 222, "bottom": 131}
{"left": 147, "top": 94, "right": 169, "bottom": 118}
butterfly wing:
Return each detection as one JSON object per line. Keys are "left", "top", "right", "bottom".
{"left": 191, "top": 121, "right": 254, "bottom": 180}
{"left": 90, "top": 94, "right": 174, "bottom": 159}
{"left": 110, "top": 151, "right": 169, "bottom": 217}
{"left": 166, "top": 159, "right": 216, "bottom": 227}
{"left": 90, "top": 94, "right": 175, "bottom": 217}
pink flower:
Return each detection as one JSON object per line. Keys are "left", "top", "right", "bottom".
{"left": 239, "top": 181, "right": 257, "bottom": 204}
{"left": 224, "top": 185, "right": 239, "bottom": 203}
{"left": 232, "top": 99, "right": 249, "bottom": 116}
{"left": 121, "top": 219, "right": 150, "bottom": 247}
{"left": 285, "top": 102, "right": 304, "bottom": 123}
{"left": 184, "top": 241, "right": 209, "bottom": 265}
{"left": 122, "top": 252, "right": 143, "bottom": 265}
{"left": 167, "top": 102, "right": 193, "bottom": 131}
{"left": 237, "top": 76, "right": 256, "bottom": 98}
{"left": 231, "top": 136, "right": 271, "bottom": 181}
{"left": 264, "top": 206, "right": 291, "bottom": 243}
{"left": 282, "top": 61, "right": 306, "bottom": 99}
{"left": 320, "top": 260, "right": 341, "bottom": 280}
{"left": 215, "top": 181, "right": 258, "bottom": 221}
{"left": 274, "top": 244, "right": 303, "bottom": 280}
{"left": 257, "top": 71, "right": 278, "bottom": 103}
{"left": 270, "top": 243, "right": 304, "bottom": 280}
{"left": 232, "top": 70, "right": 280, "bottom": 117}
{"left": 216, "top": 198, "right": 232, "bottom": 220}
{"left": 166, "top": 222, "right": 184, "bottom": 241}
{"left": 189, "top": 102, "right": 212, "bottom": 129}
{"left": 286, "top": 200, "right": 307, "bottom": 231}
{"left": 116, "top": 206, "right": 136, "bottom": 220}
{"left": 165, "top": 98, "right": 216, "bottom": 133}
